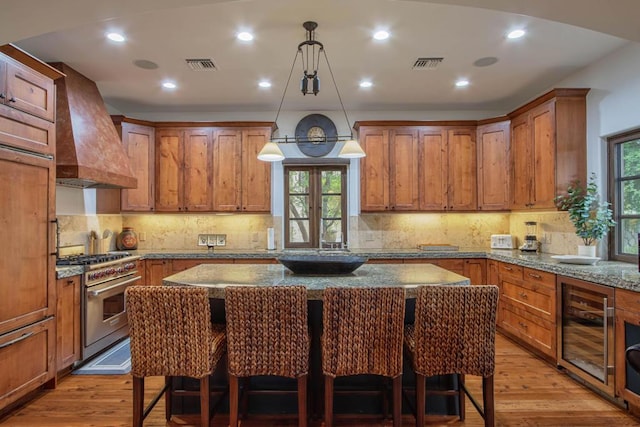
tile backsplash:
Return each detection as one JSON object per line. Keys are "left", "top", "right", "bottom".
{"left": 57, "top": 210, "right": 590, "bottom": 256}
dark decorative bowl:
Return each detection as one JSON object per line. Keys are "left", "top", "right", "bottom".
{"left": 277, "top": 254, "right": 368, "bottom": 275}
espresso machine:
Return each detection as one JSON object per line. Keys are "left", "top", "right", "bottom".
{"left": 520, "top": 221, "right": 540, "bottom": 252}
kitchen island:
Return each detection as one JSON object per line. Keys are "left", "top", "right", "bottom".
{"left": 162, "top": 261, "right": 471, "bottom": 419}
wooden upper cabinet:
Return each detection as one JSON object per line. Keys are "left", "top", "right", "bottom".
{"left": 418, "top": 126, "right": 476, "bottom": 211}
{"left": 156, "top": 128, "right": 212, "bottom": 212}
{"left": 0, "top": 53, "right": 55, "bottom": 122}
{"left": 213, "top": 127, "right": 271, "bottom": 212}
{"left": 418, "top": 127, "right": 447, "bottom": 210}
{"left": 241, "top": 128, "right": 272, "bottom": 212}
{"left": 477, "top": 121, "right": 510, "bottom": 210}
{"left": 509, "top": 89, "right": 588, "bottom": 210}
{"left": 213, "top": 128, "right": 242, "bottom": 211}
{"left": 183, "top": 129, "right": 213, "bottom": 211}
{"left": 447, "top": 127, "right": 477, "bottom": 211}
{"left": 389, "top": 128, "right": 419, "bottom": 210}
{"left": 360, "top": 127, "right": 390, "bottom": 211}
{"left": 120, "top": 122, "right": 155, "bottom": 211}
{"left": 155, "top": 129, "right": 184, "bottom": 211}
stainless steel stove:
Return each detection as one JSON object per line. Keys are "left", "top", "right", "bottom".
{"left": 57, "top": 252, "right": 141, "bottom": 363}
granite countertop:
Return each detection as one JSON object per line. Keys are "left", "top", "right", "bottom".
{"left": 162, "top": 263, "right": 471, "bottom": 300}
{"left": 57, "top": 247, "right": 640, "bottom": 291}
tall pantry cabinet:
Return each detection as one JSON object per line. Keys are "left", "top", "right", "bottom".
{"left": 0, "top": 45, "right": 63, "bottom": 411}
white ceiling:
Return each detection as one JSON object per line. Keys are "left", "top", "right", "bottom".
{"left": 6, "top": 0, "right": 637, "bottom": 116}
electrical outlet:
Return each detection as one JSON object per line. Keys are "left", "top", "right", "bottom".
{"left": 138, "top": 232, "right": 147, "bottom": 241}
{"left": 252, "top": 232, "right": 259, "bottom": 242}
{"left": 542, "top": 233, "right": 552, "bottom": 244}
{"left": 216, "top": 234, "right": 226, "bottom": 246}
{"left": 198, "top": 234, "right": 209, "bottom": 246}
{"left": 365, "top": 231, "right": 375, "bottom": 242}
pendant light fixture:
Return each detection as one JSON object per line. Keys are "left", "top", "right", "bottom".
{"left": 257, "top": 21, "right": 366, "bottom": 162}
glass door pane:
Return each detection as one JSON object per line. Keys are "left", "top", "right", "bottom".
{"left": 288, "top": 170, "right": 311, "bottom": 244}
{"left": 320, "top": 170, "right": 343, "bottom": 247}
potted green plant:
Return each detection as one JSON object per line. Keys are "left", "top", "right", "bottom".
{"left": 554, "top": 173, "right": 616, "bottom": 257}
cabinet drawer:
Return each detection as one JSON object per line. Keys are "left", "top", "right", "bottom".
{"left": 523, "top": 267, "right": 555, "bottom": 290}
{"left": 616, "top": 288, "right": 640, "bottom": 313}
{"left": 501, "top": 280, "right": 555, "bottom": 320}
{"left": 0, "top": 104, "right": 55, "bottom": 156}
{"left": 0, "top": 317, "right": 55, "bottom": 409}
{"left": 5, "top": 59, "right": 55, "bottom": 122}
{"left": 499, "top": 263, "right": 523, "bottom": 280}
{"left": 500, "top": 302, "right": 555, "bottom": 357}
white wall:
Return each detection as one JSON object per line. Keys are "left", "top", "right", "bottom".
{"left": 555, "top": 41, "right": 640, "bottom": 184}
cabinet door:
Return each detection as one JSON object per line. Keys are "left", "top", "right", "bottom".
{"left": 145, "top": 260, "right": 172, "bottom": 286}
{"left": 447, "top": 128, "right": 477, "bottom": 210}
{"left": 56, "top": 275, "right": 81, "bottom": 371}
{"left": 389, "top": 128, "right": 419, "bottom": 210}
{"left": 530, "top": 101, "right": 556, "bottom": 208}
{"left": 418, "top": 127, "right": 447, "bottom": 210}
{"left": 121, "top": 122, "right": 155, "bottom": 211}
{"left": 4, "top": 59, "right": 55, "bottom": 122}
{"left": 360, "top": 127, "right": 390, "bottom": 211}
{"left": 241, "top": 128, "right": 272, "bottom": 212}
{"left": 213, "top": 128, "right": 242, "bottom": 211}
{"left": 510, "top": 113, "right": 532, "bottom": 209}
{"left": 183, "top": 129, "right": 212, "bottom": 211}
{"left": 0, "top": 147, "right": 55, "bottom": 336}
{"left": 155, "top": 129, "right": 183, "bottom": 211}
{"left": 464, "top": 259, "right": 486, "bottom": 286}
{"left": 477, "top": 121, "right": 510, "bottom": 210}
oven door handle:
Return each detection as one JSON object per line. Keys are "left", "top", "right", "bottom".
{"left": 88, "top": 275, "right": 141, "bottom": 297}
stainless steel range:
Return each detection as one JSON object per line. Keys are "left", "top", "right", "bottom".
{"left": 57, "top": 252, "right": 141, "bottom": 363}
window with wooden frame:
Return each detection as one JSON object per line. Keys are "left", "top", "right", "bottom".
{"left": 284, "top": 165, "right": 347, "bottom": 249}
{"left": 608, "top": 130, "right": 640, "bottom": 262}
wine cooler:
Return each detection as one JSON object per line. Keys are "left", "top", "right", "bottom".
{"left": 557, "top": 275, "right": 615, "bottom": 396}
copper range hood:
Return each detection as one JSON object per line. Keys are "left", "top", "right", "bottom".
{"left": 51, "top": 62, "right": 137, "bottom": 189}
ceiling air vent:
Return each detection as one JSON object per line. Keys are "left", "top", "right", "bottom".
{"left": 185, "top": 58, "right": 217, "bottom": 71}
{"left": 412, "top": 57, "right": 443, "bottom": 70}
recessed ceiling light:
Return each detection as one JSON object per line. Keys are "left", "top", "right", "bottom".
{"left": 162, "top": 81, "right": 177, "bottom": 89}
{"left": 359, "top": 80, "right": 373, "bottom": 88}
{"left": 237, "top": 32, "right": 254, "bottom": 42}
{"left": 507, "top": 29, "right": 526, "bottom": 39}
{"left": 373, "top": 30, "right": 389, "bottom": 41}
{"left": 106, "top": 32, "right": 126, "bottom": 43}
{"left": 258, "top": 81, "right": 271, "bottom": 88}
{"left": 455, "top": 79, "right": 470, "bottom": 88}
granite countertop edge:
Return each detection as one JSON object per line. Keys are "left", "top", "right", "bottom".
{"left": 57, "top": 248, "right": 640, "bottom": 290}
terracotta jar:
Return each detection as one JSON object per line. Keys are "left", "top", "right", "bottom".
{"left": 116, "top": 227, "right": 138, "bottom": 250}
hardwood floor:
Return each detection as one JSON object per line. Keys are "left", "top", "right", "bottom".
{"left": 1, "top": 333, "right": 639, "bottom": 426}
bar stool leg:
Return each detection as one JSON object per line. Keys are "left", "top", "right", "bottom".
{"left": 133, "top": 376, "right": 144, "bottom": 427}
{"left": 393, "top": 375, "right": 402, "bottom": 427}
{"left": 229, "top": 375, "right": 239, "bottom": 427}
{"left": 298, "top": 374, "right": 308, "bottom": 427}
{"left": 200, "top": 376, "right": 210, "bottom": 427}
{"left": 459, "top": 373, "right": 466, "bottom": 421}
{"left": 483, "top": 375, "right": 495, "bottom": 427}
{"left": 164, "top": 376, "right": 172, "bottom": 421}
{"left": 415, "top": 373, "right": 425, "bottom": 427}
{"left": 324, "top": 375, "right": 334, "bottom": 427}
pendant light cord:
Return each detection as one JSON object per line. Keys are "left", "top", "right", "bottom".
{"left": 274, "top": 50, "right": 301, "bottom": 125}
{"left": 322, "top": 49, "right": 352, "bottom": 138}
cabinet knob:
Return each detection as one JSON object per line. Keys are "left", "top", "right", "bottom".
{"left": 66, "top": 279, "right": 75, "bottom": 285}
{"left": 528, "top": 273, "right": 541, "bottom": 279}
{"left": 8, "top": 97, "right": 16, "bottom": 103}
{"left": 0, "top": 93, "right": 5, "bottom": 99}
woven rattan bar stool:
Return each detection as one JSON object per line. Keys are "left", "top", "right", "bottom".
{"left": 322, "top": 287, "right": 406, "bottom": 427}
{"left": 225, "top": 286, "right": 310, "bottom": 427}
{"left": 126, "top": 286, "right": 227, "bottom": 427}
{"left": 404, "top": 285, "right": 499, "bottom": 427}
